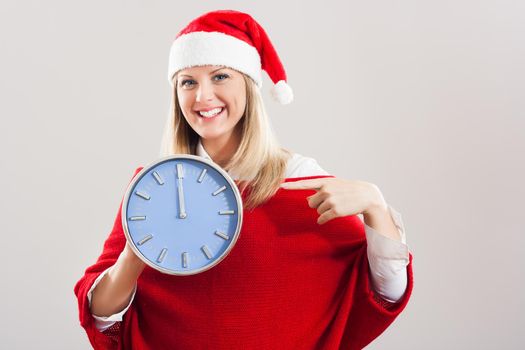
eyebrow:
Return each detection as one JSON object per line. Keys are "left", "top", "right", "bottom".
{"left": 178, "top": 67, "right": 226, "bottom": 78}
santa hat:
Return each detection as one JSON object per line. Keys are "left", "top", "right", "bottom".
{"left": 167, "top": 10, "right": 293, "bottom": 105}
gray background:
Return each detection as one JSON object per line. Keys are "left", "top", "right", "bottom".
{"left": 1, "top": 0, "right": 523, "bottom": 349}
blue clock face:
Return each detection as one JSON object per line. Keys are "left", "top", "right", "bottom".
{"left": 122, "top": 155, "right": 243, "bottom": 275}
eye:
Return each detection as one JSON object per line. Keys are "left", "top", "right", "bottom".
{"left": 180, "top": 79, "right": 196, "bottom": 88}
{"left": 213, "top": 73, "right": 229, "bottom": 82}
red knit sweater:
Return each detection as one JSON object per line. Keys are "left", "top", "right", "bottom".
{"left": 74, "top": 168, "right": 414, "bottom": 349}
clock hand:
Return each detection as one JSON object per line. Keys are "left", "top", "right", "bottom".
{"left": 176, "top": 164, "right": 187, "bottom": 219}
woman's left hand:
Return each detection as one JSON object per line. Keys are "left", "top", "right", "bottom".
{"left": 280, "top": 177, "right": 387, "bottom": 225}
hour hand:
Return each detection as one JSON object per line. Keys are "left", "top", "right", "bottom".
{"left": 177, "top": 164, "right": 187, "bottom": 219}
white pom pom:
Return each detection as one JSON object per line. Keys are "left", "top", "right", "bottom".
{"left": 271, "top": 80, "right": 294, "bottom": 104}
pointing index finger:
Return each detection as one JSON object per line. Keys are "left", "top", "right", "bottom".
{"left": 280, "top": 178, "right": 326, "bottom": 190}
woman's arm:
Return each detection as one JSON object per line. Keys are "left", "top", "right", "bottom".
{"left": 90, "top": 242, "right": 146, "bottom": 317}
{"left": 362, "top": 198, "right": 401, "bottom": 241}
{"left": 364, "top": 204, "right": 410, "bottom": 302}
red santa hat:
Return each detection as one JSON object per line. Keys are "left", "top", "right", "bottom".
{"left": 168, "top": 10, "right": 294, "bottom": 105}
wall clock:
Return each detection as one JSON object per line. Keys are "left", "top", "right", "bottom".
{"left": 122, "top": 155, "right": 243, "bottom": 275}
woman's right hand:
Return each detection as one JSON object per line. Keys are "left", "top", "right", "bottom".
{"left": 90, "top": 241, "right": 147, "bottom": 317}
{"left": 121, "top": 241, "right": 147, "bottom": 269}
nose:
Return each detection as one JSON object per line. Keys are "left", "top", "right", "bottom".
{"left": 195, "top": 80, "right": 215, "bottom": 102}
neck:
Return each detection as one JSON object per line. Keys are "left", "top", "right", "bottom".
{"left": 201, "top": 127, "right": 241, "bottom": 168}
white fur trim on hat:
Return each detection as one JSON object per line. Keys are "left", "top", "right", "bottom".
{"left": 271, "top": 80, "right": 293, "bottom": 104}
{"left": 168, "top": 31, "right": 263, "bottom": 87}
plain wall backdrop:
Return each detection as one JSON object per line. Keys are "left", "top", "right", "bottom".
{"left": 1, "top": 0, "right": 523, "bottom": 348}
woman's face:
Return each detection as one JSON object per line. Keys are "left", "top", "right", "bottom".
{"left": 175, "top": 65, "right": 247, "bottom": 143}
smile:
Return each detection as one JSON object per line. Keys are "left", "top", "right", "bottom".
{"left": 198, "top": 107, "right": 224, "bottom": 118}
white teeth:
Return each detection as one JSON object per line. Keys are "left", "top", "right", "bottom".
{"left": 198, "top": 107, "right": 223, "bottom": 118}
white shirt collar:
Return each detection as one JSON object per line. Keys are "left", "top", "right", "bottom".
{"left": 196, "top": 138, "right": 241, "bottom": 180}
{"left": 196, "top": 138, "right": 212, "bottom": 160}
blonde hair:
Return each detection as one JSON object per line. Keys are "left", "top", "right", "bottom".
{"left": 159, "top": 73, "right": 292, "bottom": 210}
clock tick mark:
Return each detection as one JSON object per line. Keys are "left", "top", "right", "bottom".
{"left": 157, "top": 248, "right": 168, "bottom": 263}
{"left": 212, "top": 185, "right": 227, "bottom": 196}
{"left": 177, "top": 163, "right": 184, "bottom": 178}
{"left": 197, "top": 168, "right": 207, "bottom": 183}
{"left": 129, "top": 216, "right": 146, "bottom": 221}
{"left": 201, "top": 245, "right": 212, "bottom": 259}
{"left": 152, "top": 171, "right": 164, "bottom": 185}
{"left": 215, "top": 230, "right": 230, "bottom": 240}
{"left": 138, "top": 234, "right": 153, "bottom": 245}
{"left": 135, "top": 191, "right": 150, "bottom": 200}
{"left": 182, "top": 252, "right": 188, "bottom": 268}
{"left": 219, "top": 210, "right": 235, "bottom": 215}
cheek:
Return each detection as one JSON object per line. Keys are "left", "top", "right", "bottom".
{"left": 237, "top": 99, "right": 246, "bottom": 119}
{"left": 237, "top": 94, "right": 247, "bottom": 117}
{"left": 231, "top": 84, "right": 247, "bottom": 116}
{"left": 229, "top": 98, "right": 245, "bottom": 120}
{"left": 177, "top": 93, "right": 193, "bottom": 114}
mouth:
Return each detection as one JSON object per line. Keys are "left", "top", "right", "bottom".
{"left": 197, "top": 107, "right": 225, "bottom": 119}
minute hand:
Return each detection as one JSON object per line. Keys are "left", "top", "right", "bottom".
{"left": 177, "top": 164, "right": 187, "bottom": 219}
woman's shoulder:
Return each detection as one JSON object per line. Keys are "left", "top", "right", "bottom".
{"left": 284, "top": 152, "right": 330, "bottom": 178}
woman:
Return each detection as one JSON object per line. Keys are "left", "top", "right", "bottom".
{"left": 75, "top": 9, "right": 413, "bottom": 350}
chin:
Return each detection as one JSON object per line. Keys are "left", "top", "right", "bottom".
{"left": 197, "top": 130, "right": 229, "bottom": 141}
